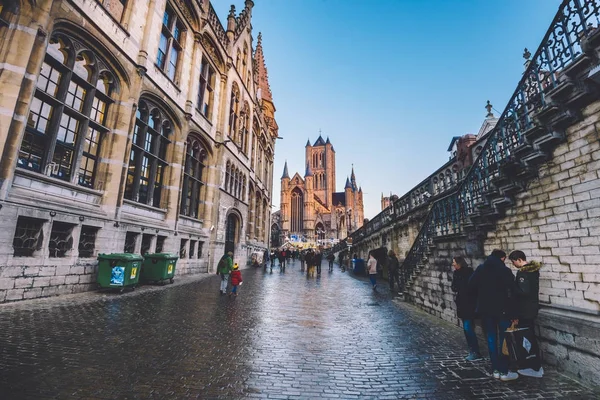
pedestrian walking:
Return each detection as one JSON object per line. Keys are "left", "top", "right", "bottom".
{"left": 278, "top": 250, "right": 286, "bottom": 271}
{"left": 327, "top": 253, "right": 335, "bottom": 272}
{"left": 299, "top": 251, "right": 306, "bottom": 272}
{"left": 508, "top": 250, "right": 544, "bottom": 378}
{"left": 217, "top": 251, "right": 233, "bottom": 295}
{"left": 451, "top": 256, "right": 482, "bottom": 361}
{"left": 229, "top": 263, "right": 243, "bottom": 297}
{"left": 367, "top": 252, "right": 378, "bottom": 290}
{"left": 315, "top": 250, "right": 322, "bottom": 275}
{"left": 306, "top": 249, "right": 315, "bottom": 277}
{"left": 387, "top": 250, "right": 402, "bottom": 294}
{"left": 468, "top": 249, "right": 518, "bottom": 381}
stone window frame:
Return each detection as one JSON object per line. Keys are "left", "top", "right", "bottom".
{"left": 78, "top": 225, "right": 99, "bottom": 258}
{"left": 189, "top": 239, "right": 196, "bottom": 258}
{"left": 180, "top": 134, "right": 208, "bottom": 219}
{"left": 228, "top": 83, "right": 240, "bottom": 143}
{"left": 18, "top": 33, "right": 116, "bottom": 189}
{"left": 223, "top": 160, "right": 246, "bottom": 202}
{"left": 157, "top": 2, "right": 186, "bottom": 85}
{"left": 239, "top": 102, "right": 250, "bottom": 154}
{"left": 12, "top": 216, "right": 46, "bottom": 257}
{"left": 141, "top": 233, "right": 154, "bottom": 255}
{"left": 124, "top": 98, "right": 173, "bottom": 209}
{"left": 197, "top": 57, "right": 216, "bottom": 120}
{"left": 48, "top": 221, "right": 76, "bottom": 258}
{"left": 179, "top": 238, "right": 188, "bottom": 259}
{"left": 124, "top": 232, "right": 138, "bottom": 253}
{"left": 155, "top": 235, "right": 167, "bottom": 253}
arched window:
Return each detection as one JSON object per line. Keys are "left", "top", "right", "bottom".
{"left": 180, "top": 135, "right": 207, "bottom": 218}
{"left": 242, "top": 175, "right": 246, "bottom": 201}
{"left": 224, "top": 161, "right": 230, "bottom": 190}
{"left": 228, "top": 84, "right": 240, "bottom": 141}
{"left": 234, "top": 169, "right": 240, "bottom": 198}
{"left": 124, "top": 99, "right": 172, "bottom": 207}
{"left": 242, "top": 43, "right": 248, "bottom": 82}
{"left": 19, "top": 33, "right": 116, "bottom": 189}
{"left": 251, "top": 119, "right": 258, "bottom": 168}
{"left": 291, "top": 187, "right": 304, "bottom": 233}
{"left": 229, "top": 165, "right": 235, "bottom": 193}
{"left": 157, "top": 3, "right": 186, "bottom": 82}
{"left": 255, "top": 193, "right": 261, "bottom": 238}
{"left": 240, "top": 103, "right": 250, "bottom": 154}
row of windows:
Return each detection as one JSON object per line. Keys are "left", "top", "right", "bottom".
{"left": 12, "top": 216, "right": 99, "bottom": 258}
{"left": 19, "top": 32, "right": 215, "bottom": 221}
{"left": 224, "top": 161, "right": 247, "bottom": 201}
{"left": 11, "top": 216, "right": 206, "bottom": 260}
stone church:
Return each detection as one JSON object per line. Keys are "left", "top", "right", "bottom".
{"left": 275, "top": 136, "right": 364, "bottom": 246}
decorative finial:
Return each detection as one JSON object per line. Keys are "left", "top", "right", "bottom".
{"left": 257, "top": 32, "right": 262, "bottom": 44}
{"left": 228, "top": 5, "right": 236, "bottom": 18}
{"left": 485, "top": 100, "right": 494, "bottom": 118}
{"left": 523, "top": 48, "right": 531, "bottom": 60}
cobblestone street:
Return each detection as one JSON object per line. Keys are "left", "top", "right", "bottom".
{"left": 0, "top": 260, "right": 598, "bottom": 399}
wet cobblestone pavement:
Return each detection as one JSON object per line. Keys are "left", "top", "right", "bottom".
{"left": 1, "top": 260, "right": 599, "bottom": 399}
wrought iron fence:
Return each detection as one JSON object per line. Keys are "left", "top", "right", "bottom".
{"left": 400, "top": 0, "right": 600, "bottom": 281}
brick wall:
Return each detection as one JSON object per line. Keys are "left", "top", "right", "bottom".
{"left": 405, "top": 100, "right": 600, "bottom": 387}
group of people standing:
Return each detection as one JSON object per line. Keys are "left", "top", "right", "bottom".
{"left": 452, "top": 249, "right": 543, "bottom": 382}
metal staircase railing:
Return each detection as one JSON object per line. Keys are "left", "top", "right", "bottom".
{"left": 401, "top": 0, "right": 600, "bottom": 290}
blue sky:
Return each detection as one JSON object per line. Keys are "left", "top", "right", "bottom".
{"left": 213, "top": 0, "right": 562, "bottom": 219}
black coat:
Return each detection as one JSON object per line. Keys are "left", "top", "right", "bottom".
{"left": 515, "top": 268, "right": 540, "bottom": 319}
{"left": 451, "top": 266, "right": 477, "bottom": 319}
{"left": 468, "top": 255, "right": 516, "bottom": 319}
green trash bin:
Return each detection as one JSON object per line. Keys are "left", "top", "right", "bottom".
{"left": 97, "top": 253, "right": 143, "bottom": 292}
{"left": 141, "top": 253, "right": 178, "bottom": 284}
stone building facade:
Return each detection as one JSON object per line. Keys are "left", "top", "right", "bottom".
{"left": 276, "top": 136, "right": 364, "bottom": 247}
{"left": 0, "top": 0, "right": 278, "bottom": 302}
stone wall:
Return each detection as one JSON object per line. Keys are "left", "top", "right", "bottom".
{"left": 405, "top": 100, "right": 600, "bottom": 387}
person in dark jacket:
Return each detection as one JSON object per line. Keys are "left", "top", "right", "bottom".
{"left": 388, "top": 250, "right": 402, "bottom": 294}
{"left": 451, "top": 256, "right": 482, "bottom": 361}
{"left": 468, "top": 249, "right": 518, "bottom": 381}
{"left": 509, "top": 250, "right": 544, "bottom": 378}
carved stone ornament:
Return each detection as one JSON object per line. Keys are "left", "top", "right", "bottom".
{"left": 200, "top": 35, "right": 224, "bottom": 70}
{"left": 174, "top": 0, "right": 197, "bottom": 30}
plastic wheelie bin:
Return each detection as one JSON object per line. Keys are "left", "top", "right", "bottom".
{"left": 97, "top": 253, "right": 143, "bottom": 292}
{"left": 141, "top": 253, "right": 179, "bottom": 284}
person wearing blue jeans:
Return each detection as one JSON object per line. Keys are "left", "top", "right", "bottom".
{"left": 482, "top": 317, "right": 512, "bottom": 375}
{"left": 451, "top": 256, "right": 482, "bottom": 361}
{"left": 468, "top": 249, "right": 518, "bottom": 381}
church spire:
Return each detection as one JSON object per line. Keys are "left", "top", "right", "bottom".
{"left": 281, "top": 161, "right": 289, "bottom": 179}
{"left": 351, "top": 165, "right": 357, "bottom": 190}
{"left": 305, "top": 162, "right": 313, "bottom": 177}
{"left": 254, "top": 33, "right": 273, "bottom": 103}
{"left": 345, "top": 176, "right": 352, "bottom": 189}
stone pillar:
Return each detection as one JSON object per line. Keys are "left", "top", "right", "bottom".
{"left": 0, "top": 1, "right": 53, "bottom": 199}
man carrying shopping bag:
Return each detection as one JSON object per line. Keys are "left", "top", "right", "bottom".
{"left": 507, "top": 250, "right": 544, "bottom": 378}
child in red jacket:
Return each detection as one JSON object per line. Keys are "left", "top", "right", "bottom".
{"left": 230, "top": 263, "right": 243, "bottom": 296}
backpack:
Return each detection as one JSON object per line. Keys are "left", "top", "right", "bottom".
{"left": 217, "top": 257, "right": 228, "bottom": 273}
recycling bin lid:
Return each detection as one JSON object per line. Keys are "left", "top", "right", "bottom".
{"left": 97, "top": 253, "right": 144, "bottom": 261}
{"left": 143, "top": 253, "right": 179, "bottom": 260}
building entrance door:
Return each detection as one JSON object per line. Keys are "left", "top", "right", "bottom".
{"left": 225, "top": 214, "right": 238, "bottom": 256}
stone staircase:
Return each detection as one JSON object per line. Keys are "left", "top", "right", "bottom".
{"left": 402, "top": 0, "right": 600, "bottom": 295}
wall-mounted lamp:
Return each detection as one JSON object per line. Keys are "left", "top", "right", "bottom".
{"left": 215, "top": 139, "right": 232, "bottom": 148}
